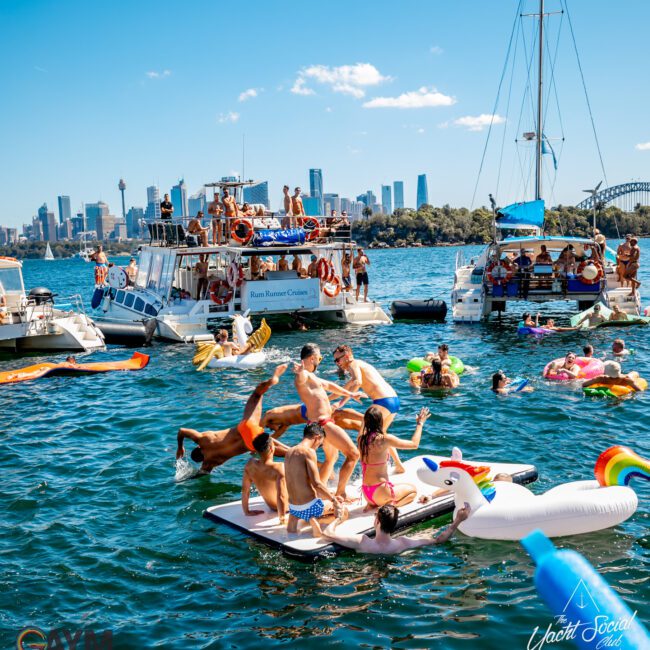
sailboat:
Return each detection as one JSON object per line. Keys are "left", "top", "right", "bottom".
{"left": 451, "top": 0, "right": 639, "bottom": 322}
{"left": 44, "top": 242, "right": 55, "bottom": 261}
{"left": 76, "top": 232, "right": 94, "bottom": 262}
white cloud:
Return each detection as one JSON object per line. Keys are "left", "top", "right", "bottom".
{"left": 430, "top": 45, "right": 443, "bottom": 55}
{"left": 146, "top": 69, "right": 171, "bottom": 79}
{"left": 292, "top": 63, "right": 390, "bottom": 99}
{"left": 218, "top": 112, "right": 240, "bottom": 124}
{"left": 291, "top": 78, "right": 315, "bottom": 96}
{"left": 453, "top": 113, "right": 506, "bottom": 131}
{"left": 417, "top": 128, "right": 425, "bottom": 134}
{"left": 238, "top": 88, "right": 259, "bottom": 102}
{"left": 325, "top": 107, "right": 332, "bottom": 112}
{"left": 635, "top": 142, "right": 650, "bottom": 151}
{"left": 363, "top": 86, "right": 455, "bottom": 109}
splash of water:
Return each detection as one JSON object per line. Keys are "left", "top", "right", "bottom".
{"left": 175, "top": 457, "right": 197, "bottom": 482}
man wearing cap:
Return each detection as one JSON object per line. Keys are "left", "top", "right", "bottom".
{"left": 514, "top": 248, "right": 534, "bottom": 298}
{"left": 582, "top": 361, "right": 644, "bottom": 392}
{"left": 307, "top": 254, "right": 319, "bottom": 278}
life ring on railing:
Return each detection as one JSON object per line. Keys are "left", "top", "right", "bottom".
{"left": 209, "top": 280, "right": 233, "bottom": 305}
{"left": 485, "top": 260, "right": 513, "bottom": 285}
{"left": 577, "top": 260, "right": 603, "bottom": 285}
{"left": 226, "top": 261, "right": 244, "bottom": 288}
{"left": 317, "top": 258, "right": 334, "bottom": 282}
{"left": 299, "top": 216, "right": 320, "bottom": 241}
{"left": 231, "top": 218, "right": 253, "bottom": 244}
{"left": 322, "top": 275, "right": 342, "bottom": 298}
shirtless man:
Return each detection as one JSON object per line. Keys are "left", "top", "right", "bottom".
{"left": 609, "top": 304, "right": 629, "bottom": 322}
{"left": 333, "top": 344, "right": 405, "bottom": 472}
{"left": 90, "top": 244, "right": 109, "bottom": 286}
{"left": 222, "top": 187, "right": 240, "bottom": 239}
{"left": 261, "top": 403, "right": 363, "bottom": 439}
{"left": 216, "top": 328, "right": 242, "bottom": 357}
{"left": 291, "top": 187, "right": 305, "bottom": 219}
{"left": 194, "top": 254, "right": 209, "bottom": 300}
{"left": 285, "top": 423, "right": 341, "bottom": 536}
{"left": 187, "top": 211, "right": 209, "bottom": 247}
{"left": 322, "top": 503, "right": 470, "bottom": 555}
{"left": 241, "top": 433, "right": 288, "bottom": 523}
{"left": 294, "top": 343, "right": 364, "bottom": 499}
{"left": 307, "top": 255, "right": 319, "bottom": 278}
{"left": 278, "top": 254, "right": 289, "bottom": 271}
{"left": 576, "top": 303, "right": 606, "bottom": 328}
{"left": 291, "top": 253, "right": 303, "bottom": 276}
{"left": 626, "top": 238, "right": 641, "bottom": 297}
{"left": 175, "top": 364, "right": 289, "bottom": 474}
{"left": 282, "top": 185, "right": 294, "bottom": 229}
{"left": 353, "top": 247, "right": 370, "bottom": 302}
{"left": 341, "top": 250, "right": 352, "bottom": 292}
{"left": 208, "top": 192, "right": 223, "bottom": 245}
{"left": 616, "top": 234, "right": 632, "bottom": 285}
{"left": 583, "top": 361, "right": 644, "bottom": 392}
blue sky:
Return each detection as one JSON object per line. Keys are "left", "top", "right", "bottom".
{"left": 1, "top": 0, "right": 649, "bottom": 227}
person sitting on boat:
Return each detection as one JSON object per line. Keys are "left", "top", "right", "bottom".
{"left": 284, "top": 423, "right": 342, "bottom": 537}
{"left": 616, "top": 234, "right": 632, "bottom": 285}
{"left": 514, "top": 248, "right": 533, "bottom": 270}
{"left": 412, "top": 360, "right": 459, "bottom": 389}
{"left": 241, "top": 202, "right": 256, "bottom": 217}
{"left": 556, "top": 244, "right": 576, "bottom": 274}
{"left": 176, "top": 364, "right": 290, "bottom": 475}
{"left": 125, "top": 258, "right": 138, "bottom": 286}
{"left": 278, "top": 254, "right": 289, "bottom": 271}
{"left": 322, "top": 502, "right": 469, "bottom": 555}
{"left": 357, "top": 406, "right": 429, "bottom": 510}
{"left": 612, "top": 338, "right": 631, "bottom": 358}
{"left": 582, "top": 361, "right": 644, "bottom": 393}
{"left": 583, "top": 344, "right": 594, "bottom": 358}
{"left": 241, "top": 433, "right": 288, "bottom": 524}
{"left": 535, "top": 244, "right": 553, "bottom": 265}
{"left": 187, "top": 211, "right": 209, "bottom": 247}
{"left": 0, "top": 282, "right": 7, "bottom": 324}
{"left": 208, "top": 192, "right": 223, "bottom": 245}
{"left": 90, "top": 245, "right": 109, "bottom": 285}
{"left": 545, "top": 352, "right": 580, "bottom": 379}
{"left": 194, "top": 254, "right": 209, "bottom": 301}
{"left": 519, "top": 312, "right": 539, "bottom": 328}
{"left": 576, "top": 303, "right": 606, "bottom": 328}
{"left": 307, "top": 255, "right": 319, "bottom": 278}
{"left": 609, "top": 304, "right": 629, "bottom": 322}
{"left": 291, "top": 253, "right": 303, "bottom": 276}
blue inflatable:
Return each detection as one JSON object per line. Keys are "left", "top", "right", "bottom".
{"left": 252, "top": 228, "right": 305, "bottom": 247}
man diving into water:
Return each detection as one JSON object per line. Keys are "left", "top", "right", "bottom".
{"left": 176, "top": 364, "right": 289, "bottom": 475}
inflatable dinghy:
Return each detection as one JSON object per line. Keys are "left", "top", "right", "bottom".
{"left": 390, "top": 299, "right": 447, "bottom": 321}
{"left": 203, "top": 454, "right": 537, "bottom": 561}
{"left": 0, "top": 352, "right": 149, "bottom": 385}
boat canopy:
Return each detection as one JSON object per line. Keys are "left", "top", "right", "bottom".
{"left": 496, "top": 200, "right": 545, "bottom": 230}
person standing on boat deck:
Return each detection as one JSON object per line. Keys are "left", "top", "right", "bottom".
{"left": 193, "top": 254, "right": 209, "bottom": 300}
{"left": 90, "top": 245, "right": 108, "bottom": 286}
{"left": 514, "top": 248, "right": 533, "bottom": 298}
{"left": 291, "top": 253, "right": 303, "bottom": 276}
{"left": 241, "top": 433, "right": 288, "bottom": 523}
{"left": 535, "top": 244, "right": 553, "bottom": 265}
{"left": 294, "top": 343, "right": 364, "bottom": 500}
{"left": 187, "top": 211, "right": 209, "bottom": 247}
{"left": 160, "top": 193, "right": 173, "bottom": 220}
{"left": 333, "top": 344, "right": 406, "bottom": 473}
{"left": 284, "top": 423, "right": 342, "bottom": 537}
{"left": 222, "top": 187, "right": 240, "bottom": 241}
{"left": 278, "top": 254, "right": 289, "bottom": 271}
{"left": 616, "top": 234, "right": 632, "bottom": 285}
{"left": 594, "top": 228, "right": 606, "bottom": 257}
{"left": 307, "top": 255, "right": 319, "bottom": 278}
{"left": 208, "top": 192, "right": 223, "bottom": 245}
{"left": 341, "top": 250, "right": 352, "bottom": 291}
{"left": 282, "top": 185, "right": 294, "bottom": 229}
{"left": 291, "top": 187, "right": 305, "bottom": 220}
{"left": 625, "top": 238, "right": 641, "bottom": 298}
{"left": 125, "top": 258, "right": 138, "bottom": 286}
{"left": 353, "top": 247, "right": 370, "bottom": 302}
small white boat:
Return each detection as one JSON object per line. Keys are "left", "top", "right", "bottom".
{"left": 44, "top": 243, "right": 54, "bottom": 261}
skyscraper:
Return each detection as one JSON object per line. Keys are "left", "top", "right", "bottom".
{"left": 243, "top": 181, "right": 270, "bottom": 209}
{"left": 416, "top": 174, "right": 429, "bottom": 209}
{"left": 145, "top": 186, "right": 161, "bottom": 221}
{"left": 85, "top": 201, "right": 109, "bottom": 232}
{"left": 309, "top": 168, "right": 323, "bottom": 214}
{"left": 381, "top": 185, "right": 392, "bottom": 215}
{"left": 393, "top": 181, "right": 404, "bottom": 210}
{"left": 37, "top": 203, "right": 57, "bottom": 242}
{"left": 302, "top": 196, "right": 321, "bottom": 216}
{"left": 57, "top": 195, "right": 71, "bottom": 224}
{"left": 118, "top": 179, "right": 127, "bottom": 221}
{"left": 188, "top": 190, "right": 206, "bottom": 217}
{"left": 323, "top": 193, "right": 340, "bottom": 214}
{"left": 365, "top": 190, "right": 377, "bottom": 208}
{"left": 126, "top": 207, "right": 145, "bottom": 238}
{"left": 171, "top": 179, "right": 188, "bottom": 218}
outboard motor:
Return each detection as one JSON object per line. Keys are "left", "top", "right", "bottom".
{"left": 27, "top": 287, "right": 55, "bottom": 305}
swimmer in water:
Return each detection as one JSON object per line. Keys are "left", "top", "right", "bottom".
{"left": 612, "top": 338, "right": 631, "bottom": 358}
{"left": 492, "top": 371, "right": 533, "bottom": 394}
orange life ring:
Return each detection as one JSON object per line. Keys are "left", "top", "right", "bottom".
{"left": 577, "top": 260, "right": 603, "bottom": 285}
{"left": 299, "top": 216, "right": 320, "bottom": 241}
{"left": 485, "top": 260, "right": 513, "bottom": 285}
{"left": 231, "top": 218, "right": 253, "bottom": 244}
{"left": 209, "top": 279, "right": 233, "bottom": 305}
{"left": 317, "top": 258, "right": 334, "bottom": 282}
{"left": 0, "top": 256, "right": 18, "bottom": 262}
{"left": 323, "top": 275, "right": 342, "bottom": 298}
{"left": 226, "top": 261, "right": 244, "bottom": 288}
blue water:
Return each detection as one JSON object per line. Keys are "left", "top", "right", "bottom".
{"left": 1, "top": 244, "right": 649, "bottom": 649}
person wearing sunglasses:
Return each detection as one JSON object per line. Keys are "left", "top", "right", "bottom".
{"left": 293, "top": 343, "right": 365, "bottom": 501}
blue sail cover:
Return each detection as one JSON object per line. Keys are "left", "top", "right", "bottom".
{"left": 496, "top": 200, "right": 545, "bottom": 230}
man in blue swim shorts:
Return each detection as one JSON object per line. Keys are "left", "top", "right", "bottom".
{"left": 333, "top": 345, "right": 405, "bottom": 473}
{"left": 285, "top": 423, "right": 342, "bottom": 536}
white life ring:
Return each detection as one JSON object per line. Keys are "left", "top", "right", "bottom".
{"left": 108, "top": 266, "right": 128, "bottom": 289}
{"left": 226, "top": 262, "right": 244, "bottom": 288}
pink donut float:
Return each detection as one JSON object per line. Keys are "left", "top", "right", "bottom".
{"left": 543, "top": 356, "right": 604, "bottom": 381}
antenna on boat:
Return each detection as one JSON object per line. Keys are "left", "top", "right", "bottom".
{"left": 582, "top": 181, "right": 602, "bottom": 231}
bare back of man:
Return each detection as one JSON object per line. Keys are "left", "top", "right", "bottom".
{"left": 261, "top": 403, "right": 364, "bottom": 438}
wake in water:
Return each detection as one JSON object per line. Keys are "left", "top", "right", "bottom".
{"left": 175, "top": 458, "right": 199, "bottom": 482}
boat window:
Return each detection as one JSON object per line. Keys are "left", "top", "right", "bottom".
{"left": 109, "top": 288, "right": 116, "bottom": 299}
{"left": 144, "top": 303, "right": 157, "bottom": 316}
{"left": 115, "top": 290, "right": 125, "bottom": 304}
{"left": 124, "top": 293, "right": 135, "bottom": 308}
{"left": 135, "top": 251, "right": 151, "bottom": 288}
{"left": 158, "top": 254, "right": 175, "bottom": 298}
{"left": 147, "top": 253, "right": 164, "bottom": 291}
{"left": 0, "top": 268, "right": 24, "bottom": 292}
{"left": 134, "top": 297, "right": 145, "bottom": 312}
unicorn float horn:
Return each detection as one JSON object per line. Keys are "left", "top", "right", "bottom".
{"left": 594, "top": 445, "right": 650, "bottom": 487}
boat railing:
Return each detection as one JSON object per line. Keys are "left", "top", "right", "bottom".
{"left": 145, "top": 215, "right": 352, "bottom": 248}
{"left": 455, "top": 249, "right": 465, "bottom": 270}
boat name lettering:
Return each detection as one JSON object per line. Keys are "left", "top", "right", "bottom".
{"left": 249, "top": 288, "right": 311, "bottom": 299}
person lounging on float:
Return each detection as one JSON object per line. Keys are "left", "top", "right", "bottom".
{"left": 519, "top": 312, "right": 539, "bottom": 328}
{"left": 411, "top": 360, "right": 459, "bottom": 389}
{"left": 582, "top": 361, "right": 644, "bottom": 393}
{"left": 544, "top": 352, "right": 580, "bottom": 379}
{"left": 321, "top": 503, "right": 470, "bottom": 555}
{"left": 576, "top": 303, "right": 606, "bottom": 328}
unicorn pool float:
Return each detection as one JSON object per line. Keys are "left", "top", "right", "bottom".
{"left": 192, "top": 312, "right": 271, "bottom": 370}
{"left": 417, "top": 445, "right": 650, "bottom": 540}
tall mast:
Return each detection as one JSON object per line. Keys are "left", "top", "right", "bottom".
{"left": 535, "top": 0, "right": 544, "bottom": 201}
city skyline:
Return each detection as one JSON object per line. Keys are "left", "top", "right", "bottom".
{"left": 2, "top": 1, "right": 650, "bottom": 228}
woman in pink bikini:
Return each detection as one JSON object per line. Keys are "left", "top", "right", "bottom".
{"left": 357, "top": 405, "right": 430, "bottom": 510}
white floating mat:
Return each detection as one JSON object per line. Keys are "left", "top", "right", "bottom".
{"left": 203, "top": 454, "right": 537, "bottom": 561}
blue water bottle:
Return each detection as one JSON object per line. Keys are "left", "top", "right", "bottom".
{"left": 521, "top": 530, "right": 650, "bottom": 649}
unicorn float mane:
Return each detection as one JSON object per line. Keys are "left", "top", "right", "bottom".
{"left": 595, "top": 445, "right": 650, "bottom": 487}
{"left": 439, "top": 460, "right": 497, "bottom": 503}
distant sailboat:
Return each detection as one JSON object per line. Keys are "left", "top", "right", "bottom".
{"left": 44, "top": 243, "right": 54, "bottom": 261}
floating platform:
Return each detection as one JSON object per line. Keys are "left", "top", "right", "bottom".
{"left": 203, "top": 454, "right": 538, "bottom": 561}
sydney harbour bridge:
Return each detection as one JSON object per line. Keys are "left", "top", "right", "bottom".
{"left": 575, "top": 181, "right": 650, "bottom": 212}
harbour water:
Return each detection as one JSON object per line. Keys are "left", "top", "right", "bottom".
{"left": 2, "top": 244, "right": 649, "bottom": 649}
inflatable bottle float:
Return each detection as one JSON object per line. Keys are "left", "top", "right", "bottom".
{"left": 417, "top": 445, "right": 650, "bottom": 540}
{"left": 193, "top": 313, "right": 270, "bottom": 371}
